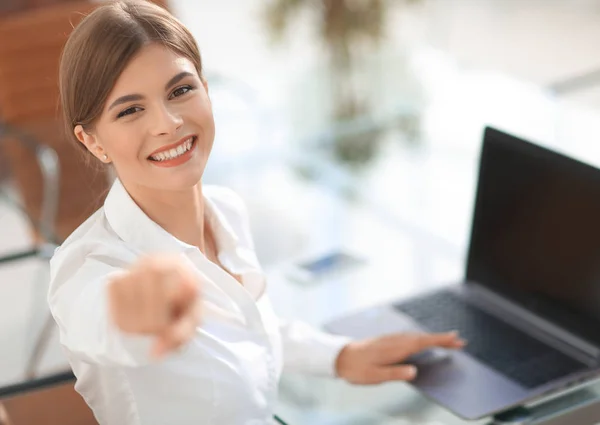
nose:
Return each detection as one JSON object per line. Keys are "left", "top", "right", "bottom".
{"left": 150, "top": 102, "right": 183, "bottom": 136}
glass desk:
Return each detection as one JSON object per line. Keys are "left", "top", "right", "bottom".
{"left": 3, "top": 47, "right": 600, "bottom": 425}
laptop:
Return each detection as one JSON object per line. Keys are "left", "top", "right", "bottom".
{"left": 325, "top": 127, "right": 600, "bottom": 420}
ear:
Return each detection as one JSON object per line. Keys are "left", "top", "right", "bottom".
{"left": 74, "top": 125, "right": 111, "bottom": 163}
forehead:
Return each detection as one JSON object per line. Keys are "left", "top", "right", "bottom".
{"left": 109, "top": 43, "right": 196, "bottom": 95}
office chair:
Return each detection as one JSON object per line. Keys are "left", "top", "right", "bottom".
{"left": 0, "top": 1, "right": 104, "bottom": 380}
{"left": 0, "top": 0, "right": 175, "bottom": 379}
{"left": 0, "top": 1, "right": 110, "bottom": 242}
{"left": 0, "top": 121, "right": 60, "bottom": 380}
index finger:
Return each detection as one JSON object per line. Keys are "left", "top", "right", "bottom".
{"left": 168, "top": 264, "right": 201, "bottom": 313}
{"left": 152, "top": 299, "right": 201, "bottom": 359}
{"left": 415, "top": 331, "right": 465, "bottom": 350}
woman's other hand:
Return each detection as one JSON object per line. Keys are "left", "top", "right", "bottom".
{"left": 335, "top": 332, "right": 465, "bottom": 385}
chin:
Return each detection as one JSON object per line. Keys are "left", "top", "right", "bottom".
{"left": 143, "top": 147, "right": 210, "bottom": 191}
{"left": 162, "top": 168, "right": 205, "bottom": 191}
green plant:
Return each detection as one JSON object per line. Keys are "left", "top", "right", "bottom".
{"left": 265, "top": 0, "right": 420, "bottom": 168}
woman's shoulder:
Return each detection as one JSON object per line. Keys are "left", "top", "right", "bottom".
{"left": 50, "top": 207, "right": 133, "bottom": 282}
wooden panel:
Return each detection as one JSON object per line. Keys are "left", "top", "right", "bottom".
{"left": 0, "top": 1, "right": 93, "bottom": 121}
{"left": 0, "top": 0, "right": 79, "bottom": 17}
{"left": 0, "top": 0, "right": 172, "bottom": 241}
{"left": 0, "top": 0, "right": 169, "bottom": 19}
{"left": 0, "top": 1, "right": 107, "bottom": 241}
{"left": 0, "top": 403, "right": 12, "bottom": 425}
{"left": 1, "top": 381, "right": 98, "bottom": 425}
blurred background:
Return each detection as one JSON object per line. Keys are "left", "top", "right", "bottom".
{"left": 2, "top": 0, "right": 600, "bottom": 424}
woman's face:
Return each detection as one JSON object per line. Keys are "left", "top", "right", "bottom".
{"left": 76, "top": 43, "right": 215, "bottom": 192}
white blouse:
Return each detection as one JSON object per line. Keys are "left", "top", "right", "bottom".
{"left": 48, "top": 179, "right": 351, "bottom": 425}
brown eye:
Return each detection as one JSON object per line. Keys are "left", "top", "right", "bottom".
{"left": 170, "top": 85, "right": 193, "bottom": 99}
{"left": 117, "top": 106, "right": 142, "bottom": 119}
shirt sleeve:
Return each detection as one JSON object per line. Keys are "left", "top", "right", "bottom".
{"left": 48, "top": 253, "right": 157, "bottom": 368}
{"left": 279, "top": 319, "right": 353, "bottom": 377}
{"left": 207, "top": 186, "right": 354, "bottom": 376}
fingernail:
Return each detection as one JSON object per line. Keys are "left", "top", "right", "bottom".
{"left": 407, "top": 366, "right": 417, "bottom": 379}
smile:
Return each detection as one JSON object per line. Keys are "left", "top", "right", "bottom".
{"left": 149, "top": 136, "right": 196, "bottom": 162}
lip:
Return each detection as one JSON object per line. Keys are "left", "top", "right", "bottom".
{"left": 148, "top": 136, "right": 197, "bottom": 168}
{"left": 148, "top": 135, "right": 196, "bottom": 158}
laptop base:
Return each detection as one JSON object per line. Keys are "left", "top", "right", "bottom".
{"left": 490, "top": 384, "right": 600, "bottom": 425}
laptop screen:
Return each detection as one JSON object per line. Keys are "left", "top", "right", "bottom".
{"left": 466, "top": 127, "right": 600, "bottom": 346}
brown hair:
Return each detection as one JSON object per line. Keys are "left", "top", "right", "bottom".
{"left": 59, "top": 0, "right": 203, "bottom": 148}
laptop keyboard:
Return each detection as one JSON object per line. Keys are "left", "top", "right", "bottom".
{"left": 394, "top": 290, "right": 588, "bottom": 388}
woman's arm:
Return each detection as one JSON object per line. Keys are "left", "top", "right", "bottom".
{"left": 48, "top": 254, "right": 202, "bottom": 367}
{"left": 278, "top": 319, "right": 352, "bottom": 377}
{"left": 279, "top": 319, "right": 465, "bottom": 384}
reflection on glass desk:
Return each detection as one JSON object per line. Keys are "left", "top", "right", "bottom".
{"left": 277, "top": 373, "right": 487, "bottom": 425}
{"left": 276, "top": 373, "right": 600, "bottom": 425}
{"left": 259, "top": 197, "right": 469, "bottom": 424}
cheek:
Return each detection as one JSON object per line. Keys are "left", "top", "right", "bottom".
{"left": 200, "top": 101, "right": 216, "bottom": 144}
{"left": 190, "top": 92, "right": 215, "bottom": 127}
{"left": 180, "top": 98, "right": 215, "bottom": 153}
{"left": 103, "top": 125, "right": 147, "bottom": 162}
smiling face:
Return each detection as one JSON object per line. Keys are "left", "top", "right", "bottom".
{"left": 75, "top": 43, "right": 215, "bottom": 193}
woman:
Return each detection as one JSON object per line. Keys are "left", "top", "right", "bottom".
{"left": 48, "top": 1, "right": 465, "bottom": 424}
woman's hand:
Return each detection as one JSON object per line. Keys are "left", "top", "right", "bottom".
{"left": 335, "top": 332, "right": 465, "bottom": 385}
{"left": 107, "top": 254, "right": 202, "bottom": 359}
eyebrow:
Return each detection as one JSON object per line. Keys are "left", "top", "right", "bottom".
{"left": 107, "top": 71, "right": 195, "bottom": 112}
{"left": 165, "top": 71, "right": 194, "bottom": 91}
{"left": 107, "top": 94, "right": 144, "bottom": 112}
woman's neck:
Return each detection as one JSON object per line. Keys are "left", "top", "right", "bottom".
{"left": 124, "top": 180, "right": 208, "bottom": 252}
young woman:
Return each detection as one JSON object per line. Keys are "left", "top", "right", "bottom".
{"left": 47, "top": 1, "right": 464, "bottom": 424}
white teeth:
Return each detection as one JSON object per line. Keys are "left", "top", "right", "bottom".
{"left": 150, "top": 137, "right": 194, "bottom": 161}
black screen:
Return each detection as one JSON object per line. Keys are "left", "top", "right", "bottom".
{"left": 466, "top": 127, "right": 600, "bottom": 346}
